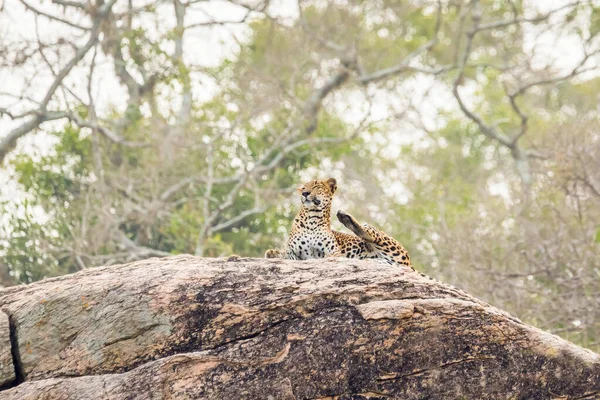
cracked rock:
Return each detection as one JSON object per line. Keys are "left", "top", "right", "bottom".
{"left": 0, "top": 256, "right": 598, "bottom": 399}
{"left": 0, "top": 311, "right": 15, "bottom": 387}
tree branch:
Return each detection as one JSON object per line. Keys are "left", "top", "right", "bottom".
{"left": 51, "top": 0, "right": 87, "bottom": 9}
{"left": 357, "top": 0, "right": 445, "bottom": 84}
{"left": 0, "top": 0, "right": 117, "bottom": 165}
{"left": 210, "top": 206, "right": 267, "bottom": 234}
{"left": 20, "top": 0, "right": 91, "bottom": 30}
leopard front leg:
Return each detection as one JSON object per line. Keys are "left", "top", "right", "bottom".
{"left": 284, "top": 247, "right": 300, "bottom": 260}
{"left": 336, "top": 210, "right": 375, "bottom": 242}
{"left": 337, "top": 209, "right": 412, "bottom": 268}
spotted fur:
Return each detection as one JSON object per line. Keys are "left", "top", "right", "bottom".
{"left": 335, "top": 209, "right": 412, "bottom": 268}
{"left": 265, "top": 178, "right": 412, "bottom": 268}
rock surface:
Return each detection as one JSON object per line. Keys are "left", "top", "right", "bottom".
{"left": 0, "top": 311, "right": 14, "bottom": 387}
{"left": 0, "top": 255, "right": 597, "bottom": 399}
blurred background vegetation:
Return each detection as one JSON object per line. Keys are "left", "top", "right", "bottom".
{"left": 0, "top": 0, "right": 599, "bottom": 352}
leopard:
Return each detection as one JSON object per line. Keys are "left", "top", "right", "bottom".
{"left": 264, "top": 178, "right": 343, "bottom": 260}
{"left": 265, "top": 178, "right": 412, "bottom": 268}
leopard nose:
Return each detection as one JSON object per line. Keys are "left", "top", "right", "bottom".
{"left": 302, "top": 191, "right": 310, "bottom": 197}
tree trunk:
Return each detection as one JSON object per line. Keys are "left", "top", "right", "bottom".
{"left": 0, "top": 256, "right": 598, "bottom": 399}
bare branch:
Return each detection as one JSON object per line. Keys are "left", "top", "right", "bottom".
{"left": 210, "top": 206, "right": 267, "bottom": 234}
{"left": 42, "top": 0, "right": 115, "bottom": 107}
{"left": 194, "top": 139, "right": 216, "bottom": 256}
{"left": 87, "top": 45, "right": 105, "bottom": 183}
{"left": 0, "top": 112, "right": 69, "bottom": 162}
{"left": 503, "top": 82, "right": 528, "bottom": 146}
{"left": 115, "top": 231, "right": 171, "bottom": 258}
{"left": 185, "top": 0, "right": 264, "bottom": 29}
{"left": 51, "top": 0, "right": 87, "bottom": 9}
{"left": 297, "top": 1, "right": 345, "bottom": 53}
{"left": 195, "top": 170, "right": 250, "bottom": 256}
{"left": 452, "top": 1, "right": 510, "bottom": 148}
{"left": 0, "top": 0, "right": 118, "bottom": 165}
{"left": 173, "top": 0, "right": 192, "bottom": 133}
{"left": 159, "top": 175, "right": 241, "bottom": 202}
{"left": 20, "top": 0, "right": 91, "bottom": 30}
{"left": 512, "top": 51, "right": 600, "bottom": 98}
{"left": 303, "top": 65, "right": 350, "bottom": 133}
{"left": 476, "top": 1, "right": 586, "bottom": 32}
{"left": 451, "top": 0, "right": 533, "bottom": 185}
{"left": 185, "top": 11, "right": 252, "bottom": 28}
{"left": 357, "top": 0, "right": 445, "bottom": 84}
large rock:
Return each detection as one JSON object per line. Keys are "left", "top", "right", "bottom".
{"left": 0, "top": 255, "right": 598, "bottom": 399}
{"left": 0, "top": 311, "right": 15, "bottom": 387}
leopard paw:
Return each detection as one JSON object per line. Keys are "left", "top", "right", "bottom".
{"left": 336, "top": 210, "right": 374, "bottom": 242}
{"left": 265, "top": 249, "right": 282, "bottom": 258}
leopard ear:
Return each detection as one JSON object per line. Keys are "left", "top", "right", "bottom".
{"left": 326, "top": 178, "right": 337, "bottom": 194}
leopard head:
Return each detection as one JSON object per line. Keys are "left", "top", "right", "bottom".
{"left": 296, "top": 178, "right": 337, "bottom": 211}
